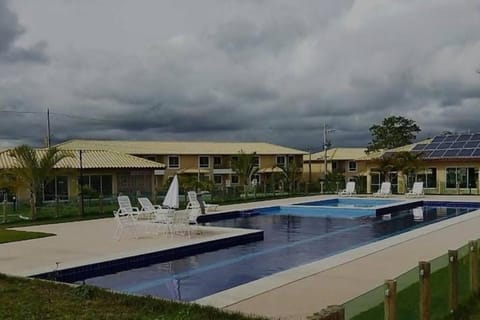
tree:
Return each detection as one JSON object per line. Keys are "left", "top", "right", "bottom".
{"left": 367, "top": 116, "right": 421, "bottom": 152}
{"left": 277, "top": 158, "right": 302, "bottom": 193}
{"left": 392, "top": 151, "right": 424, "bottom": 193}
{"left": 231, "top": 150, "right": 259, "bottom": 198}
{"left": 4, "top": 145, "right": 72, "bottom": 220}
{"left": 370, "top": 155, "right": 396, "bottom": 183}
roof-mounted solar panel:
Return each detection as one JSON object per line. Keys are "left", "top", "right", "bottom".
{"left": 464, "top": 141, "right": 479, "bottom": 148}
{"left": 438, "top": 142, "right": 453, "bottom": 149}
{"left": 472, "top": 149, "right": 480, "bottom": 157}
{"left": 451, "top": 141, "right": 466, "bottom": 149}
{"left": 429, "top": 150, "right": 447, "bottom": 158}
{"left": 458, "top": 149, "right": 475, "bottom": 157}
{"left": 421, "top": 151, "right": 433, "bottom": 158}
{"left": 443, "top": 149, "right": 461, "bottom": 157}
{"left": 471, "top": 133, "right": 480, "bottom": 141}
{"left": 431, "top": 136, "right": 445, "bottom": 143}
{"left": 457, "top": 134, "right": 471, "bottom": 142}
{"left": 424, "top": 142, "right": 440, "bottom": 150}
{"left": 443, "top": 135, "right": 458, "bottom": 142}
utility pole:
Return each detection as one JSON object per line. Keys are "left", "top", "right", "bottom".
{"left": 46, "top": 108, "right": 51, "bottom": 148}
{"left": 79, "top": 150, "right": 84, "bottom": 216}
{"left": 323, "top": 121, "right": 335, "bottom": 179}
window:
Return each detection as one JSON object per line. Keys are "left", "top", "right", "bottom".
{"left": 213, "top": 174, "right": 222, "bottom": 185}
{"left": 253, "top": 156, "right": 260, "bottom": 167}
{"left": 44, "top": 176, "right": 69, "bottom": 201}
{"left": 199, "top": 156, "right": 210, "bottom": 168}
{"left": 408, "top": 168, "right": 437, "bottom": 188}
{"left": 446, "top": 167, "right": 476, "bottom": 189}
{"left": 231, "top": 175, "right": 239, "bottom": 184}
{"left": 168, "top": 156, "right": 180, "bottom": 168}
{"left": 78, "top": 175, "right": 113, "bottom": 197}
{"left": 331, "top": 161, "right": 337, "bottom": 170}
{"left": 348, "top": 161, "right": 357, "bottom": 172}
{"left": 251, "top": 174, "right": 260, "bottom": 185}
{"left": 214, "top": 156, "right": 222, "bottom": 168}
{"left": 276, "top": 156, "right": 286, "bottom": 167}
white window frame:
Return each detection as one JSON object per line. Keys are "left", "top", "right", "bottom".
{"left": 348, "top": 161, "right": 357, "bottom": 172}
{"left": 276, "top": 155, "right": 286, "bottom": 167}
{"left": 199, "top": 156, "right": 210, "bottom": 168}
{"left": 168, "top": 155, "right": 180, "bottom": 169}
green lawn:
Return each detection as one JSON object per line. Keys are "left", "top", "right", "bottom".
{"left": 0, "top": 229, "right": 54, "bottom": 244}
{"left": 0, "top": 274, "right": 267, "bottom": 320}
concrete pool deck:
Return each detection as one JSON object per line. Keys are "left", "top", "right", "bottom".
{"left": 2, "top": 195, "right": 480, "bottom": 319}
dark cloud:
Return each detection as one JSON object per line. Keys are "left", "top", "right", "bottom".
{"left": 0, "top": 0, "right": 48, "bottom": 63}
{"left": 0, "top": 0, "right": 480, "bottom": 150}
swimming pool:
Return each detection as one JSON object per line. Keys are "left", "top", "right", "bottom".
{"left": 70, "top": 201, "right": 478, "bottom": 301}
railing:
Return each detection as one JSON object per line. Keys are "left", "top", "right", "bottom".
{"left": 309, "top": 240, "right": 480, "bottom": 320}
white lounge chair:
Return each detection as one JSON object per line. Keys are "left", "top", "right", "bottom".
{"left": 138, "top": 197, "right": 173, "bottom": 235}
{"left": 187, "top": 191, "right": 218, "bottom": 212}
{"left": 413, "top": 207, "right": 424, "bottom": 221}
{"left": 406, "top": 182, "right": 424, "bottom": 198}
{"left": 373, "top": 182, "right": 392, "bottom": 197}
{"left": 339, "top": 181, "right": 356, "bottom": 197}
{"left": 113, "top": 196, "right": 155, "bottom": 239}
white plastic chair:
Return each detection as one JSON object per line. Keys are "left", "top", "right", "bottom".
{"left": 138, "top": 197, "right": 173, "bottom": 235}
{"left": 373, "top": 182, "right": 392, "bottom": 197}
{"left": 113, "top": 196, "right": 155, "bottom": 239}
{"left": 187, "top": 191, "right": 218, "bottom": 212}
{"left": 338, "top": 181, "right": 356, "bottom": 197}
{"left": 406, "top": 182, "right": 424, "bottom": 198}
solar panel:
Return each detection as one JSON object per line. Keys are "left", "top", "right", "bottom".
{"left": 431, "top": 136, "right": 445, "bottom": 143}
{"left": 471, "top": 134, "right": 480, "bottom": 141}
{"left": 424, "top": 143, "right": 440, "bottom": 150}
{"left": 458, "top": 149, "right": 474, "bottom": 157}
{"left": 438, "top": 142, "right": 453, "bottom": 149}
{"left": 451, "top": 141, "right": 466, "bottom": 148}
{"left": 412, "top": 144, "right": 427, "bottom": 151}
{"left": 444, "top": 135, "right": 458, "bottom": 142}
{"left": 456, "top": 134, "right": 472, "bottom": 142}
{"left": 443, "top": 149, "right": 461, "bottom": 157}
{"left": 472, "top": 149, "right": 480, "bottom": 157}
{"left": 464, "top": 141, "right": 480, "bottom": 148}
{"left": 429, "top": 150, "right": 447, "bottom": 158}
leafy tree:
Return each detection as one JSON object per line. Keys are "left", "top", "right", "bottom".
{"left": 4, "top": 145, "right": 72, "bottom": 220}
{"left": 277, "top": 158, "right": 302, "bottom": 193}
{"left": 231, "top": 150, "right": 259, "bottom": 198}
{"left": 370, "top": 155, "right": 396, "bottom": 183}
{"left": 392, "top": 151, "right": 424, "bottom": 193}
{"left": 367, "top": 116, "right": 421, "bottom": 152}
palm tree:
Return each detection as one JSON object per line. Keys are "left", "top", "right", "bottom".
{"left": 231, "top": 150, "right": 259, "bottom": 198}
{"left": 392, "top": 151, "right": 424, "bottom": 193}
{"left": 277, "top": 159, "right": 302, "bottom": 194}
{"left": 6, "top": 145, "right": 72, "bottom": 220}
{"left": 371, "top": 154, "right": 396, "bottom": 183}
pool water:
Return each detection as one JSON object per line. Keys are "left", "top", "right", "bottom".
{"left": 295, "top": 198, "right": 399, "bottom": 208}
{"left": 82, "top": 205, "right": 476, "bottom": 301}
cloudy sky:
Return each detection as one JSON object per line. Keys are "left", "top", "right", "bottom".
{"left": 0, "top": 0, "right": 479, "bottom": 150}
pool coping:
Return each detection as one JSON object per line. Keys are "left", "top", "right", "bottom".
{"left": 30, "top": 226, "right": 263, "bottom": 281}
{"left": 195, "top": 199, "right": 480, "bottom": 308}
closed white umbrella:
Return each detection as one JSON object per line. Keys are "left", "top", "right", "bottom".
{"left": 163, "top": 175, "right": 179, "bottom": 209}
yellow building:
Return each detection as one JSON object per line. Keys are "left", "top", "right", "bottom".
{"left": 0, "top": 149, "right": 165, "bottom": 202}
{"left": 56, "top": 140, "right": 307, "bottom": 193}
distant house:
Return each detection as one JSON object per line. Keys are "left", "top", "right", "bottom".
{"left": 56, "top": 139, "right": 307, "bottom": 192}
{"left": 0, "top": 148, "right": 164, "bottom": 202}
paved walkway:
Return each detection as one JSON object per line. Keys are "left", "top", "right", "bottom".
{"left": 2, "top": 195, "right": 480, "bottom": 319}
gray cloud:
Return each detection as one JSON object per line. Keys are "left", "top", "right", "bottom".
{"left": 0, "top": 0, "right": 480, "bottom": 150}
{"left": 0, "top": 0, "right": 48, "bottom": 63}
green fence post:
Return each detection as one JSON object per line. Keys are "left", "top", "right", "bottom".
{"left": 449, "top": 249, "right": 459, "bottom": 313}
{"left": 470, "top": 240, "right": 479, "bottom": 294}
{"left": 419, "top": 261, "right": 431, "bottom": 320}
{"left": 384, "top": 280, "right": 397, "bottom": 320}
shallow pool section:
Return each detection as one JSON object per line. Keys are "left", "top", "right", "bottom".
{"left": 72, "top": 202, "right": 478, "bottom": 302}
{"left": 284, "top": 197, "right": 419, "bottom": 218}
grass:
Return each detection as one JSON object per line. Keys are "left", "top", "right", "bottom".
{"left": 0, "top": 273, "right": 267, "bottom": 320}
{"left": 0, "top": 229, "right": 54, "bottom": 244}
